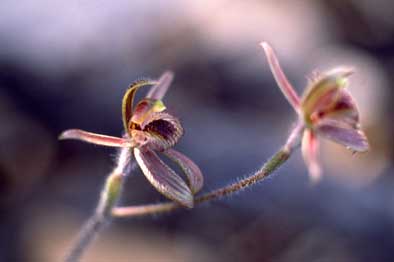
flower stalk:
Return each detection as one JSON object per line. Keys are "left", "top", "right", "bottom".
{"left": 112, "top": 122, "right": 303, "bottom": 218}
{"left": 64, "top": 147, "right": 131, "bottom": 262}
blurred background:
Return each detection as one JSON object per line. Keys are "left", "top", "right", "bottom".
{"left": 1, "top": 0, "right": 394, "bottom": 261}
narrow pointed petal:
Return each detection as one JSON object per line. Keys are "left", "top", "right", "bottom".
{"left": 122, "top": 79, "right": 157, "bottom": 136}
{"left": 316, "top": 119, "right": 369, "bottom": 152}
{"left": 301, "top": 129, "right": 322, "bottom": 182}
{"left": 260, "top": 42, "right": 300, "bottom": 111}
{"left": 134, "top": 148, "right": 193, "bottom": 208}
{"left": 146, "top": 71, "right": 174, "bottom": 101}
{"left": 59, "top": 129, "right": 132, "bottom": 147}
{"left": 163, "top": 148, "right": 204, "bottom": 194}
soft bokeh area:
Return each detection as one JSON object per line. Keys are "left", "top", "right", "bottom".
{"left": 1, "top": 0, "right": 394, "bottom": 261}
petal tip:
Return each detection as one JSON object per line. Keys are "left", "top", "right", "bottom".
{"left": 344, "top": 68, "right": 355, "bottom": 77}
{"left": 145, "top": 71, "right": 175, "bottom": 100}
{"left": 163, "top": 187, "right": 194, "bottom": 208}
{"left": 349, "top": 136, "right": 369, "bottom": 153}
{"left": 308, "top": 163, "right": 322, "bottom": 184}
{"left": 260, "top": 41, "right": 270, "bottom": 50}
{"left": 162, "top": 70, "right": 175, "bottom": 79}
{"left": 326, "top": 67, "right": 355, "bottom": 79}
{"left": 58, "top": 129, "right": 75, "bottom": 140}
{"left": 182, "top": 197, "right": 194, "bottom": 209}
{"left": 260, "top": 42, "right": 274, "bottom": 56}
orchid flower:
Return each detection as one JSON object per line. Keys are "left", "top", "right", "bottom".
{"left": 59, "top": 72, "right": 203, "bottom": 208}
{"left": 261, "top": 42, "right": 369, "bottom": 181}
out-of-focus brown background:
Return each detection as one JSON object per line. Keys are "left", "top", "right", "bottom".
{"left": 1, "top": 0, "right": 394, "bottom": 261}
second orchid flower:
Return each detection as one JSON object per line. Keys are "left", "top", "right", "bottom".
{"left": 261, "top": 42, "right": 369, "bottom": 181}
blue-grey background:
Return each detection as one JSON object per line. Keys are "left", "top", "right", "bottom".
{"left": 1, "top": 1, "right": 393, "bottom": 261}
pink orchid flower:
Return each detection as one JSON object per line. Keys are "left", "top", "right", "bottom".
{"left": 59, "top": 72, "right": 203, "bottom": 208}
{"left": 261, "top": 42, "right": 369, "bottom": 181}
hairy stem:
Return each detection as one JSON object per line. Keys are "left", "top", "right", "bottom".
{"left": 112, "top": 123, "right": 303, "bottom": 218}
{"left": 64, "top": 147, "right": 131, "bottom": 262}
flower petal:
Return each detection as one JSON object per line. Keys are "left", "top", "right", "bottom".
{"left": 301, "top": 129, "right": 322, "bottom": 182}
{"left": 316, "top": 89, "right": 359, "bottom": 128}
{"left": 146, "top": 71, "right": 174, "bottom": 101}
{"left": 316, "top": 119, "right": 369, "bottom": 152}
{"left": 134, "top": 148, "right": 193, "bottom": 208}
{"left": 301, "top": 67, "right": 353, "bottom": 121}
{"left": 59, "top": 129, "right": 132, "bottom": 147}
{"left": 163, "top": 148, "right": 204, "bottom": 194}
{"left": 140, "top": 112, "right": 183, "bottom": 151}
{"left": 260, "top": 42, "right": 300, "bottom": 111}
{"left": 130, "top": 99, "right": 166, "bottom": 126}
{"left": 122, "top": 79, "right": 157, "bottom": 136}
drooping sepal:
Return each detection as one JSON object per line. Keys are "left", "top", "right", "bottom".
{"left": 134, "top": 148, "right": 194, "bottom": 208}
{"left": 59, "top": 129, "right": 132, "bottom": 147}
{"left": 163, "top": 148, "right": 204, "bottom": 194}
{"left": 301, "top": 129, "right": 321, "bottom": 182}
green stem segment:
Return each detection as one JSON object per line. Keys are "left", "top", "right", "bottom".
{"left": 64, "top": 148, "right": 131, "bottom": 262}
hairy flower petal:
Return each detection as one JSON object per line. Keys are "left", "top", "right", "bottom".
{"left": 146, "top": 71, "right": 174, "bottom": 101}
{"left": 316, "top": 119, "right": 369, "bottom": 152}
{"left": 134, "top": 148, "right": 193, "bottom": 208}
{"left": 139, "top": 112, "right": 183, "bottom": 151}
{"left": 301, "top": 129, "right": 321, "bottom": 182}
{"left": 261, "top": 42, "right": 300, "bottom": 111}
{"left": 301, "top": 67, "right": 353, "bottom": 123}
{"left": 163, "top": 148, "right": 204, "bottom": 194}
{"left": 59, "top": 129, "right": 132, "bottom": 147}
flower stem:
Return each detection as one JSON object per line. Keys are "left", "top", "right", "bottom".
{"left": 64, "top": 147, "right": 131, "bottom": 262}
{"left": 112, "top": 123, "right": 303, "bottom": 218}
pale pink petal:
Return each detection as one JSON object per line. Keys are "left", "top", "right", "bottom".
{"left": 59, "top": 129, "right": 131, "bottom": 147}
{"left": 146, "top": 71, "right": 174, "bottom": 100}
{"left": 301, "top": 129, "right": 322, "bottom": 182}
{"left": 163, "top": 148, "right": 204, "bottom": 194}
{"left": 260, "top": 42, "right": 300, "bottom": 111}
{"left": 134, "top": 148, "right": 193, "bottom": 208}
{"left": 316, "top": 119, "right": 369, "bottom": 152}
